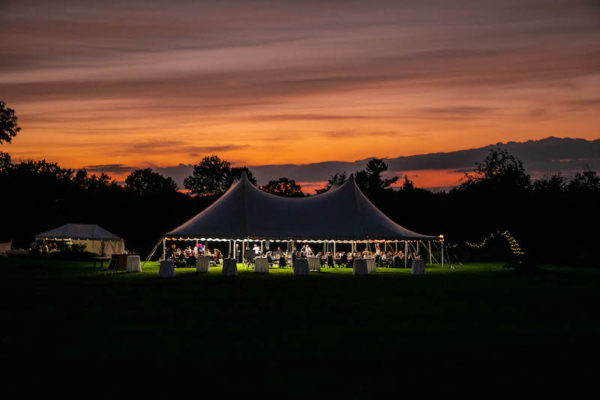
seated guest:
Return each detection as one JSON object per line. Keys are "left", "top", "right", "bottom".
{"left": 172, "top": 247, "right": 182, "bottom": 259}
{"left": 306, "top": 245, "right": 313, "bottom": 256}
{"left": 340, "top": 252, "right": 348, "bottom": 266}
{"left": 186, "top": 254, "right": 195, "bottom": 266}
{"left": 279, "top": 254, "right": 287, "bottom": 268}
{"left": 316, "top": 251, "right": 325, "bottom": 266}
{"left": 327, "top": 252, "right": 334, "bottom": 267}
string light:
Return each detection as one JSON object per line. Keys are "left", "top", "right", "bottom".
{"left": 465, "top": 230, "right": 524, "bottom": 256}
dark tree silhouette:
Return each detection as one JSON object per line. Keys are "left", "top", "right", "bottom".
{"left": 184, "top": 155, "right": 257, "bottom": 196}
{"left": 0, "top": 152, "right": 11, "bottom": 173}
{"left": 533, "top": 173, "right": 567, "bottom": 193}
{"left": 0, "top": 100, "right": 21, "bottom": 144}
{"left": 316, "top": 172, "right": 348, "bottom": 194}
{"left": 458, "top": 148, "right": 531, "bottom": 191}
{"left": 400, "top": 175, "right": 415, "bottom": 191}
{"left": 125, "top": 168, "right": 178, "bottom": 197}
{"left": 184, "top": 155, "right": 232, "bottom": 196}
{"left": 354, "top": 158, "right": 398, "bottom": 195}
{"left": 71, "top": 169, "right": 118, "bottom": 192}
{"left": 568, "top": 169, "right": 600, "bottom": 192}
{"left": 228, "top": 166, "right": 257, "bottom": 187}
{"left": 261, "top": 177, "right": 304, "bottom": 197}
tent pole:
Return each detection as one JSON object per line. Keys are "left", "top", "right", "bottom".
{"left": 428, "top": 241, "right": 432, "bottom": 264}
{"left": 260, "top": 240, "right": 263, "bottom": 255}
{"left": 404, "top": 241, "right": 408, "bottom": 268}
{"left": 242, "top": 240, "right": 245, "bottom": 266}
{"left": 441, "top": 240, "right": 445, "bottom": 268}
{"left": 416, "top": 241, "right": 420, "bottom": 256}
{"left": 162, "top": 238, "right": 166, "bottom": 261}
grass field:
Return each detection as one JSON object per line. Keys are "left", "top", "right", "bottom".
{"left": 1, "top": 257, "right": 599, "bottom": 396}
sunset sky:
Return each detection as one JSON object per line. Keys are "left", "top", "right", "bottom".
{"left": 1, "top": 0, "right": 599, "bottom": 187}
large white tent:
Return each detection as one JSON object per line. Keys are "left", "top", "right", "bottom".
{"left": 36, "top": 223, "right": 125, "bottom": 256}
{"left": 164, "top": 172, "right": 444, "bottom": 264}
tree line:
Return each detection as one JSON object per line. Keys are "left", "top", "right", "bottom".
{"left": 1, "top": 100, "right": 599, "bottom": 267}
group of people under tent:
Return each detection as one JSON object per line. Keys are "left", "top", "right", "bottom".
{"left": 30, "top": 241, "right": 61, "bottom": 254}
{"left": 165, "top": 240, "right": 422, "bottom": 268}
{"left": 166, "top": 243, "right": 223, "bottom": 267}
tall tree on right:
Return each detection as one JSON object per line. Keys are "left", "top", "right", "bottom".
{"left": 458, "top": 148, "right": 531, "bottom": 192}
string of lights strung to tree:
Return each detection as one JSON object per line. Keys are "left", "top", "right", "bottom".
{"left": 465, "top": 230, "right": 524, "bottom": 256}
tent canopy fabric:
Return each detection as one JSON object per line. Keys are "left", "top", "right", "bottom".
{"left": 36, "top": 223, "right": 122, "bottom": 241}
{"left": 167, "top": 173, "right": 437, "bottom": 241}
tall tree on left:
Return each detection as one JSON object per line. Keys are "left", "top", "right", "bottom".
{"left": 0, "top": 101, "right": 21, "bottom": 144}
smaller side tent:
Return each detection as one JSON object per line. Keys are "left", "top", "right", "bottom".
{"left": 36, "top": 223, "right": 125, "bottom": 256}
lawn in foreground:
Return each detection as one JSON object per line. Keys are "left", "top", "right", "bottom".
{"left": 1, "top": 257, "right": 598, "bottom": 396}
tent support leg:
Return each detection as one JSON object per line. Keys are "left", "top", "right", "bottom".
{"left": 242, "top": 240, "right": 245, "bottom": 268}
{"left": 428, "top": 241, "right": 432, "bottom": 264}
{"left": 404, "top": 241, "right": 408, "bottom": 268}
{"left": 441, "top": 241, "right": 445, "bottom": 268}
{"left": 162, "top": 239, "right": 166, "bottom": 261}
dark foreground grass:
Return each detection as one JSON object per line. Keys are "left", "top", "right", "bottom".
{"left": 1, "top": 258, "right": 599, "bottom": 397}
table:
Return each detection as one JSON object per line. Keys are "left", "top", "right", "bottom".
{"left": 196, "top": 255, "right": 211, "bottom": 272}
{"left": 222, "top": 258, "right": 238, "bottom": 277}
{"left": 112, "top": 254, "right": 129, "bottom": 270}
{"left": 126, "top": 255, "right": 142, "bottom": 272}
{"left": 93, "top": 256, "right": 111, "bottom": 270}
{"left": 293, "top": 259, "right": 310, "bottom": 276}
{"left": 306, "top": 256, "right": 321, "bottom": 272}
{"left": 254, "top": 257, "right": 269, "bottom": 273}
{"left": 353, "top": 258, "right": 376, "bottom": 275}
{"left": 366, "top": 257, "right": 376, "bottom": 273}
{"left": 159, "top": 260, "right": 175, "bottom": 278}
{"left": 411, "top": 259, "right": 426, "bottom": 275}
